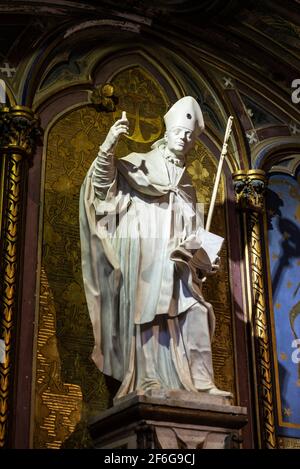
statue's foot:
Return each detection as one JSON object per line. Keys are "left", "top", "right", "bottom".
{"left": 207, "top": 386, "right": 232, "bottom": 397}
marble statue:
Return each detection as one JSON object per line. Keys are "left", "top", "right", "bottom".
{"left": 80, "top": 96, "right": 231, "bottom": 399}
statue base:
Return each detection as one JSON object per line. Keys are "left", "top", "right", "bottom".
{"left": 89, "top": 389, "right": 248, "bottom": 449}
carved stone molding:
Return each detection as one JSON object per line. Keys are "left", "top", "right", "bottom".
{"left": 89, "top": 390, "right": 248, "bottom": 449}
{"left": 0, "top": 105, "right": 42, "bottom": 447}
{"left": 233, "top": 169, "right": 266, "bottom": 213}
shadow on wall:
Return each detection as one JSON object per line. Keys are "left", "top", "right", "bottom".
{"left": 265, "top": 183, "right": 300, "bottom": 437}
{"left": 267, "top": 188, "right": 300, "bottom": 299}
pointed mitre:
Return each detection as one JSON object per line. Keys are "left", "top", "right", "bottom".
{"left": 164, "top": 96, "right": 205, "bottom": 136}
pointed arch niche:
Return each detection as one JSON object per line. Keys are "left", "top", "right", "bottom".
{"left": 23, "top": 51, "right": 249, "bottom": 448}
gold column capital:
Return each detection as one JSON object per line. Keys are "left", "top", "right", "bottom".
{"left": 233, "top": 169, "right": 267, "bottom": 213}
{"left": 0, "top": 105, "right": 42, "bottom": 157}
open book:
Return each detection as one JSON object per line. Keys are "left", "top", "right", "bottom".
{"left": 171, "top": 227, "right": 224, "bottom": 273}
{"left": 190, "top": 227, "right": 224, "bottom": 272}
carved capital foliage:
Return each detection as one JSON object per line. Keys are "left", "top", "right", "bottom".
{"left": 233, "top": 169, "right": 267, "bottom": 212}
{"left": 0, "top": 106, "right": 42, "bottom": 157}
{"left": 90, "top": 83, "right": 117, "bottom": 112}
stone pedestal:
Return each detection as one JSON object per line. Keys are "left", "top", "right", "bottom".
{"left": 89, "top": 390, "right": 248, "bottom": 449}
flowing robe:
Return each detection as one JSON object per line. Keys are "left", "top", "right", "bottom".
{"left": 79, "top": 145, "right": 223, "bottom": 397}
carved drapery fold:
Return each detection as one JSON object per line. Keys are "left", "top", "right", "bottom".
{"left": 0, "top": 106, "right": 42, "bottom": 448}
{"left": 233, "top": 169, "right": 276, "bottom": 449}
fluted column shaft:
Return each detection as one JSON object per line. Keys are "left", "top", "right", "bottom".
{"left": 0, "top": 106, "right": 42, "bottom": 447}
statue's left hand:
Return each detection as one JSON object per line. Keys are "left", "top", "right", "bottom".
{"left": 197, "top": 256, "right": 220, "bottom": 283}
{"left": 209, "top": 255, "right": 221, "bottom": 275}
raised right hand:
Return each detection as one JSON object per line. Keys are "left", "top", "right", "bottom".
{"left": 101, "top": 111, "right": 129, "bottom": 153}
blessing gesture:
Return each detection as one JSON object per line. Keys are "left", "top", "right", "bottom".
{"left": 101, "top": 111, "right": 129, "bottom": 154}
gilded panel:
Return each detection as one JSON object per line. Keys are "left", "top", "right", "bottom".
{"left": 33, "top": 66, "right": 234, "bottom": 448}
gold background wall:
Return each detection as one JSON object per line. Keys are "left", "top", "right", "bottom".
{"left": 33, "top": 66, "right": 234, "bottom": 448}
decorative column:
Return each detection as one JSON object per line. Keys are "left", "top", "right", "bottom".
{"left": 0, "top": 106, "right": 42, "bottom": 448}
{"left": 233, "top": 169, "right": 276, "bottom": 449}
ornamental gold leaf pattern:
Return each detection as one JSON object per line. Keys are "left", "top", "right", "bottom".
{"left": 248, "top": 211, "right": 276, "bottom": 448}
{"left": 0, "top": 154, "right": 22, "bottom": 448}
{"left": 112, "top": 67, "right": 168, "bottom": 146}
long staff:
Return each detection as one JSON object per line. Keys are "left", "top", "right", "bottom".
{"left": 205, "top": 116, "right": 234, "bottom": 231}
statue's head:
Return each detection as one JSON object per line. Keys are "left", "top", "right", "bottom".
{"left": 164, "top": 96, "right": 204, "bottom": 157}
